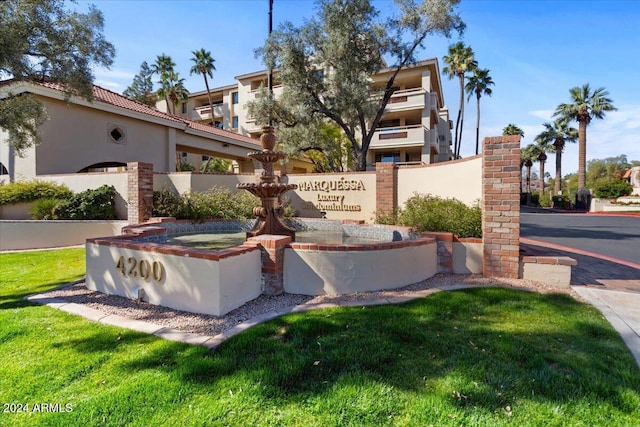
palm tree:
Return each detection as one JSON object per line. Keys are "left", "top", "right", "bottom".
{"left": 157, "top": 71, "right": 188, "bottom": 115}
{"left": 554, "top": 84, "right": 616, "bottom": 193}
{"left": 464, "top": 68, "right": 494, "bottom": 155}
{"left": 442, "top": 42, "right": 477, "bottom": 158}
{"left": 520, "top": 144, "right": 541, "bottom": 203}
{"left": 151, "top": 54, "right": 176, "bottom": 112}
{"left": 502, "top": 123, "right": 524, "bottom": 138}
{"left": 534, "top": 119, "right": 578, "bottom": 195}
{"left": 190, "top": 48, "right": 216, "bottom": 125}
{"left": 534, "top": 140, "right": 548, "bottom": 199}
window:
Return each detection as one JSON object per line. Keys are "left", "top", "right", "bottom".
{"left": 214, "top": 121, "right": 224, "bottom": 129}
{"left": 232, "top": 116, "right": 239, "bottom": 128}
{"left": 0, "top": 162, "right": 8, "bottom": 175}
{"left": 181, "top": 102, "right": 187, "bottom": 114}
{"left": 232, "top": 92, "right": 239, "bottom": 104}
{"left": 202, "top": 155, "right": 210, "bottom": 161}
{"left": 108, "top": 125, "right": 126, "bottom": 144}
{"left": 375, "top": 152, "right": 400, "bottom": 163}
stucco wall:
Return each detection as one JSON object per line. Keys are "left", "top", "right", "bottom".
{"left": 154, "top": 172, "right": 256, "bottom": 195}
{"left": 85, "top": 242, "right": 262, "bottom": 316}
{"left": 0, "top": 221, "right": 127, "bottom": 251}
{"left": 397, "top": 156, "right": 482, "bottom": 206}
{"left": 284, "top": 172, "right": 377, "bottom": 222}
{"left": 283, "top": 242, "right": 437, "bottom": 295}
{"left": 33, "top": 97, "right": 174, "bottom": 175}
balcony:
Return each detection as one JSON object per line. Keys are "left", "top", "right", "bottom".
{"left": 370, "top": 125, "right": 427, "bottom": 149}
{"left": 247, "top": 85, "right": 284, "bottom": 101}
{"left": 193, "top": 103, "right": 225, "bottom": 121}
{"left": 383, "top": 88, "right": 426, "bottom": 112}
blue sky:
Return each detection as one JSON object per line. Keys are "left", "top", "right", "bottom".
{"left": 83, "top": 0, "right": 640, "bottom": 175}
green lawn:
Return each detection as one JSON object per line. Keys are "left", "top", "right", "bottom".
{"left": 1, "top": 249, "right": 639, "bottom": 426}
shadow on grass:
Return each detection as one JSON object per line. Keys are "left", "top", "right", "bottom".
{"left": 0, "top": 279, "right": 81, "bottom": 310}
{"left": 102, "top": 288, "right": 640, "bottom": 417}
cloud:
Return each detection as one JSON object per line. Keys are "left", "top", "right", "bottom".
{"left": 94, "top": 68, "right": 135, "bottom": 80}
{"left": 94, "top": 80, "right": 124, "bottom": 90}
{"left": 529, "top": 110, "right": 555, "bottom": 121}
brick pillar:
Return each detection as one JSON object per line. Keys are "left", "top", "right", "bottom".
{"left": 127, "top": 162, "right": 154, "bottom": 225}
{"left": 246, "top": 235, "right": 292, "bottom": 295}
{"left": 482, "top": 136, "right": 521, "bottom": 278}
{"left": 376, "top": 162, "right": 397, "bottom": 219}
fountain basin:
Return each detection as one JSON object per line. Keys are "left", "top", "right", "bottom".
{"left": 86, "top": 218, "right": 437, "bottom": 316}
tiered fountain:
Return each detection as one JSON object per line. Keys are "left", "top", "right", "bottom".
{"left": 237, "top": 126, "right": 297, "bottom": 240}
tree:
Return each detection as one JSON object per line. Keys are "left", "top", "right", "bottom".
{"left": 554, "top": 84, "right": 616, "bottom": 193}
{"left": 443, "top": 41, "right": 477, "bottom": 158}
{"left": 502, "top": 123, "right": 524, "bottom": 138}
{"left": 255, "top": 0, "right": 465, "bottom": 171}
{"left": 151, "top": 54, "right": 176, "bottom": 112}
{"left": 123, "top": 61, "right": 155, "bottom": 106}
{"left": 0, "top": 0, "right": 115, "bottom": 155}
{"left": 464, "top": 67, "right": 493, "bottom": 155}
{"left": 520, "top": 144, "right": 541, "bottom": 203}
{"left": 157, "top": 71, "right": 188, "bottom": 115}
{"left": 201, "top": 157, "right": 231, "bottom": 173}
{"left": 190, "top": 49, "right": 216, "bottom": 125}
{"left": 534, "top": 118, "right": 577, "bottom": 195}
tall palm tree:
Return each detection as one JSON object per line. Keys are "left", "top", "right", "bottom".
{"left": 534, "top": 118, "right": 578, "bottom": 195}
{"left": 464, "top": 67, "right": 494, "bottom": 155}
{"left": 151, "top": 54, "right": 176, "bottom": 112}
{"left": 442, "top": 42, "right": 477, "bottom": 158}
{"left": 157, "top": 71, "right": 188, "bottom": 115}
{"left": 520, "top": 144, "right": 541, "bottom": 203}
{"left": 190, "top": 48, "right": 216, "bottom": 125}
{"left": 554, "top": 84, "right": 616, "bottom": 193}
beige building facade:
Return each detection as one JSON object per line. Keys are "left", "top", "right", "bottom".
{"left": 0, "top": 80, "right": 313, "bottom": 182}
{"left": 172, "top": 58, "right": 453, "bottom": 170}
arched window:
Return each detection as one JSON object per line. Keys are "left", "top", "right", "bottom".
{"left": 0, "top": 162, "right": 8, "bottom": 175}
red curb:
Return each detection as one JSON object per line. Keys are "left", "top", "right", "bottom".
{"left": 520, "top": 237, "right": 640, "bottom": 270}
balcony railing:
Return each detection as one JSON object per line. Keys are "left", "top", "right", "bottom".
{"left": 383, "top": 88, "right": 426, "bottom": 112}
{"left": 193, "top": 103, "right": 224, "bottom": 121}
{"left": 248, "top": 85, "right": 284, "bottom": 99}
{"left": 370, "top": 125, "right": 427, "bottom": 148}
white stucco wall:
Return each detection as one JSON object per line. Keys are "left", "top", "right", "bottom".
{"left": 85, "top": 242, "right": 262, "bottom": 316}
{"left": 0, "top": 221, "right": 127, "bottom": 251}
{"left": 453, "top": 241, "right": 483, "bottom": 274}
{"left": 283, "top": 242, "right": 437, "bottom": 295}
{"left": 397, "top": 156, "right": 482, "bottom": 207}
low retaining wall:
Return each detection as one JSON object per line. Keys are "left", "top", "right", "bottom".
{"left": 86, "top": 231, "right": 262, "bottom": 317}
{"left": 0, "top": 220, "right": 128, "bottom": 251}
{"left": 284, "top": 236, "right": 437, "bottom": 295}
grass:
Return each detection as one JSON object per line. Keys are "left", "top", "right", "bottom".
{"left": 1, "top": 249, "right": 639, "bottom": 426}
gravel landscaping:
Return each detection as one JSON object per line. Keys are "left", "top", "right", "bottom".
{"left": 35, "top": 274, "right": 579, "bottom": 337}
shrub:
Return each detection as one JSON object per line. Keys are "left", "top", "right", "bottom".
{"left": 0, "top": 180, "right": 72, "bottom": 205}
{"left": 552, "top": 195, "right": 572, "bottom": 209}
{"left": 53, "top": 185, "right": 117, "bottom": 220}
{"left": 30, "top": 198, "right": 61, "bottom": 220}
{"left": 397, "top": 194, "right": 482, "bottom": 238}
{"left": 593, "top": 179, "right": 633, "bottom": 199}
{"left": 539, "top": 193, "right": 552, "bottom": 207}
{"left": 153, "top": 187, "right": 259, "bottom": 220}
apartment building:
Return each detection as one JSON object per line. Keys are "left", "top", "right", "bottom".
{"left": 174, "top": 58, "right": 453, "bottom": 170}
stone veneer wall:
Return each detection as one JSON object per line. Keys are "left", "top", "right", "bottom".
{"left": 481, "top": 136, "right": 521, "bottom": 278}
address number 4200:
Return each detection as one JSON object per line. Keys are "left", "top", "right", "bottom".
{"left": 116, "top": 256, "right": 165, "bottom": 282}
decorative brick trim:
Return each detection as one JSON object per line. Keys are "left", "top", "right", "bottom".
{"left": 287, "top": 236, "right": 434, "bottom": 252}
{"left": 127, "top": 162, "right": 154, "bottom": 225}
{"left": 482, "top": 136, "right": 521, "bottom": 278}
{"left": 521, "top": 256, "right": 577, "bottom": 266}
{"left": 247, "top": 235, "right": 292, "bottom": 295}
{"left": 375, "top": 162, "right": 397, "bottom": 219}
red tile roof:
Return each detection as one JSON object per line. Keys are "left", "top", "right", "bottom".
{"left": 11, "top": 79, "right": 261, "bottom": 148}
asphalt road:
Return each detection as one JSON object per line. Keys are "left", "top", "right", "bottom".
{"left": 520, "top": 211, "right": 640, "bottom": 264}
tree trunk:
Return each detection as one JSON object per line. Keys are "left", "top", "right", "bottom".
{"left": 475, "top": 92, "right": 480, "bottom": 155}
{"left": 554, "top": 141, "right": 564, "bottom": 195}
{"left": 203, "top": 73, "right": 215, "bottom": 126}
{"left": 539, "top": 158, "right": 545, "bottom": 200}
{"left": 457, "top": 74, "right": 465, "bottom": 158}
{"left": 577, "top": 119, "right": 587, "bottom": 192}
